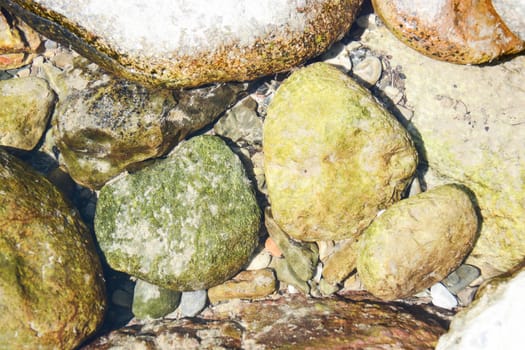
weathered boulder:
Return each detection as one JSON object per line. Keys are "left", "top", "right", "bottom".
{"left": 357, "top": 184, "right": 479, "bottom": 300}
{"left": 94, "top": 135, "right": 260, "bottom": 291}
{"left": 359, "top": 15, "right": 525, "bottom": 277}
{"left": 264, "top": 62, "right": 418, "bottom": 241}
{"left": 82, "top": 293, "right": 446, "bottom": 349}
{"left": 1, "top": 0, "right": 363, "bottom": 88}
{"left": 437, "top": 267, "right": 525, "bottom": 350}
{"left": 0, "top": 149, "right": 106, "bottom": 349}
{"left": 51, "top": 58, "right": 245, "bottom": 189}
{"left": 0, "top": 76, "right": 54, "bottom": 150}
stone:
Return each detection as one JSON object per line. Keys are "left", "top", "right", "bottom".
{"left": 213, "top": 97, "right": 262, "bottom": 145}
{"left": 94, "top": 135, "right": 260, "bottom": 291}
{"left": 0, "top": 149, "right": 106, "bottom": 349}
{"left": 270, "top": 257, "right": 310, "bottom": 295}
{"left": 0, "top": 7, "right": 41, "bottom": 69}
{"left": 436, "top": 267, "right": 525, "bottom": 350}
{"left": 442, "top": 264, "right": 481, "bottom": 295}
{"left": 244, "top": 247, "right": 272, "bottom": 271}
{"left": 352, "top": 55, "right": 382, "bottom": 86}
{"left": 372, "top": 0, "right": 524, "bottom": 64}
{"left": 83, "top": 293, "right": 446, "bottom": 349}
{"left": 0, "top": 76, "right": 55, "bottom": 150}
{"left": 430, "top": 283, "right": 458, "bottom": 310}
{"left": 359, "top": 17, "right": 525, "bottom": 277}
{"left": 2, "top": 0, "right": 363, "bottom": 88}
{"left": 264, "top": 62, "right": 418, "bottom": 241}
{"left": 52, "top": 58, "right": 245, "bottom": 189}
{"left": 178, "top": 290, "right": 208, "bottom": 318}
{"left": 132, "top": 279, "right": 181, "bottom": 320}
{"left": 320, "top": 41, "right": 352, "bottom": 73}
{"left": 357, "top": 184, "right": 479, "bottom": 301}
{"left": 208, "top": 269, "right": 277, "bottom": 304}
{"left": 322, "top": 237, "right": 359, "bottom": 285}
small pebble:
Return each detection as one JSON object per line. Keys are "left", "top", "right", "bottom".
{"left": 245, "top": 248, "right": 272, "bottom": 271}
{"left": 321, "top": 42, "right": 352, "bottom": 73}
{"left": 430, "top": 283, "right": 458, "bottom": 310}
{"left": 442, "top": 264, "right": 481, "bottom": 295}
{"left": 265, "top": 236, "right": 283, "bottom": 257}
{"left": 317, "top": 240, "right": 335, "bottom": 262}
{"left": 352, "top": 56, "right": 382, "bottom": 86}
{"left": 383, "top": 85, "right": 403, "bottom": 105}
{"left": 408, "top": 176, "right": 422, "bottom": 197}
{"left": 179, "top": 290, "right": 208, "bottom": 317}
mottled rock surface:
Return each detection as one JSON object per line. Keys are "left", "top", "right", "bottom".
{"left": 264, "top": 62, "right": 418, "bottom": 241}
{"left": 437, "top": 267, "right": 525, "bottom": 350}
{"left": 132, "top": 279, "right": 181, "bottom": 320}
{"left": 357, "top": 184, "right": 479, "bottom": 300}
{"left": 0, "top": 76, "right": 54, "bottom": 150}
{"left": 83, "top": 293, "right": 446, "bottom": 349}
{"left": 359, "top": 15, "right": 525, "bottom": 277}
{"left": 2, "top": 0, "right": 363, "bottom": 88}
{"left": 208, "top": 269, "right": 277, "bottom": 304}
{"left": 0, "top": 149, "right": 106, "bottom": 349}
{"left": 94, "top": 135, "right": 260, "bottom": 291}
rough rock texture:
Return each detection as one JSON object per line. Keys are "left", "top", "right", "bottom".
{"left": 132, "top": 279, "right": 181, "bottom": 320}
{"left": 437, "top": 267, "right": 525, "bottom": 350}
{"left": 0, "top": 76, "right": 54, "bottom": 150}
{"left": 51, "top": 58, "right": 245, "bottom": 189}
{"left": 357, "top": 184, "right": 479, "bottom": 301}
{"left": 0, "top": 7, "right": 41, "bottom": 69}
{"left": 359, "top": 16, "right": 525, "bottom": 277}
{"left": 264, "top": 62, "right": 418, "bottom": 241}
{"left": 0, "top": 149, "right": 106, "bottom": 349}
{"left": 94, "top": 135, "right": 260, "bottom": 291}
{"left": 1, "top": 0, "right": 363, "bottom": 88}
{"left": 83, "top": 293, "right": 446, "bottom": 349}
{"left": 372, "top": 0, "right": 524, "bottom": 64}
{"left": 207, "top": 269, "right": 277, "bottom": 304}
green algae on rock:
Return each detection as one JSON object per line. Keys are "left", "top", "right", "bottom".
{"left": 95, "top": 135, "right": 260, "bottom": 291}
{"left": 357, "top": 184, "right": 479, "bottom": 301}
{"left": 0, "top": 149, "right": 106, "bottom": 349}
{"left": 0, "top": 76, "right": 55, "bottom": 150}
{"left": 132, "top": 279, "right": 181, "bottom": 320}
{"left": 263, "top": 62, "right": 418, "bottom": 242}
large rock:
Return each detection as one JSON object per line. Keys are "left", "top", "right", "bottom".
{"left": 437, "top": 267, "right": 525, "bottom": 350}
{"left": 83, "top": 293, "right": 446, "bottom": 349}
{"left": 359, "top": 15, "right": 525, "bottom": 277}
{"left": 94, "top": 135, "right": 260, "bottom": 291}
{"left": 264, "top": 62, "right": 418, "bottom": 241}
{"left": 357, "top": 184, "right": 479, "bottom": 301}
{"left": 0, "top": 76, "right": 55, "bottom": 150}
{"left": 0, "top": 149, "right": 106, "bottom": 349}
{"left": 1, "top": 0, "right": 363, "bottom": 88}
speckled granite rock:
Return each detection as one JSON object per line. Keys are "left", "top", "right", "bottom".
{"left": 0, "top": 76, "right": 54, "bottom": 150}
{"left": 94, "top": 135, "right": 260, "bottom": 291}
{"left": 82, "top": 293, "right": 446, "bottom": 349}
{"left": 359, "top": 15, "right": 525, "bottom": 277}
{"left": 264, "top": 62, "right": 418, "bottom": 241}
{"left": 0, "top": 149, "right": 106, "bottom": 349}
{"left": 51, "top": 58, "right": 245, "bottom": 189}
{"left": 1, "top": 0, "right": 363, "bottom": 88}
{"left": 357, "top": 184, "right": 479, "bottom": 301}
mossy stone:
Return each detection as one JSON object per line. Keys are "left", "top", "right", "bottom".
{"left": 264, "top": 62, "right": 418, "bottom": 241}
{"left": 132, "top": 279, "right": 181, "bottom": 319}
{"left": 0, "top": 149, "right": 106, "bottom": 349}
{"left": 95, "top": 135, "right": 260, "bottom": 291}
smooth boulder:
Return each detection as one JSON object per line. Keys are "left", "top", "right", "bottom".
{"left": 264, "top": 62, "right": 418, "bottom": 241}
{"left": 94, "top": 135, "right": 260, "bottom": 291}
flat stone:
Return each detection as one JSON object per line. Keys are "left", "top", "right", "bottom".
{"left": 83, "top": 293, "right": 446, "bottom": 349}
{"left": 2, "top": 0, "right": 363, "bottom": 88}
{"left": 357, "top": 184, "right": 479, "bottom": 301}
{"left": 94, "top": 135, "right": 260, "bottom": 291}
{"left": 359, "top": 16, "right": 525, "bottom": 277}
{"left": 0, "top": 149, "right": 106, "bottom": 349}
{"left": 178, "top": 290, "right": 208, "bottom": 318}
{"left": 208, "top": 269, "right": 277, "bottom": 304}
{"left": 263, "top": 62, "right": 418, "bottom": 241}
{"left": 0, "top": 76, "right": 55, "bottom": 150}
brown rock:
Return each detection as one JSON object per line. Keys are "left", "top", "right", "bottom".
{"left": 207, "top": 269, "right": 277, "bottom": 304}
{"left": 372, "top": 0, "right": 525, "bottom": 64}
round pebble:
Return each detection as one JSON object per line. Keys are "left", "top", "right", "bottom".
{"left": 352, "top": 56, "right": 382, "bottom": 86}
{"left": 321, "top": 42, "right": 352, "bottom": 73}
{"left": 430, "top": 283, "right": 458, "bottom": 310}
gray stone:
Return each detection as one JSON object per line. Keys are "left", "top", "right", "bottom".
{"left": 179, "top": 290, "right": 208, "bottom": 318}
{"left": 132, "top": 279, "right": 181, "bottom": 320}
{"left": 263, "top": 62, "right": 418, "bottom": 241}
{"left": 357, "top": 184, "right": 479, "bottom": 301}
{"left": 94, "top": 135, "right": 260, "bottom": 291}
{"left": 0, "top": 149, "right": 106, "bottom": 349}
{"left": 442, "top": 264, "right": 481, "bottom": 295}
{"left": 359, "top": 17, "right": 525, "bottom": 277}
{"left": 214, "top": 97, "right": 263, "bottom": 145}
{"left": 2, "top": 0, "right": 363, "bottom": 88}
{"left": 0, "top": 76, "right": 55, "bottom": 150}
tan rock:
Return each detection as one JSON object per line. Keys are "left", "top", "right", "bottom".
{"left": 208, "top": 269, "right": 277, "bottom": 304}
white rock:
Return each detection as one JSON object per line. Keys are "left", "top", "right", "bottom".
{"left": 179, "top": 290, "right": 208, "bottom": 317}
{"left": 321, "top": 42, "right": 352, "bottom": 73}
{"left": 430, "top": 283, "right": 458, "bottom": 310}
{"left": 352, "top": 56, "right": 382, "bottom": 86}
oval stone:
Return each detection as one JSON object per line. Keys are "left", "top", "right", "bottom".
{"left": 263, "top": 62, "right": 418, "bottom": 241}
{"left": 357, "top": 184, "right": 479, "bottom": 301}
{"left": 0, "top": 150, "right": 106, "bottom": 349}
{"left": 94, "top": 135, "right": 260, "bottom": 291}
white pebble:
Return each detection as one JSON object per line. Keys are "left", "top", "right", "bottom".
{"left": 321, "top": 42, "right": 352, "bottom": 73}
{"left": 431, "top": 283, "right": 458, "bottom": 310}
{"left": 245, "top": 249, "right": 272, "bottom": 270}
{"left": 179, "top": 290, "right": 207, "bottom": 317}
{"left": 352, "top": 56, "right": 382, "bottom": 86}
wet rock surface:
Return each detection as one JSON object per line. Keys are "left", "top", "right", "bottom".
{"left": 0, "top": 149, "right": 106, "bottom": 349}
